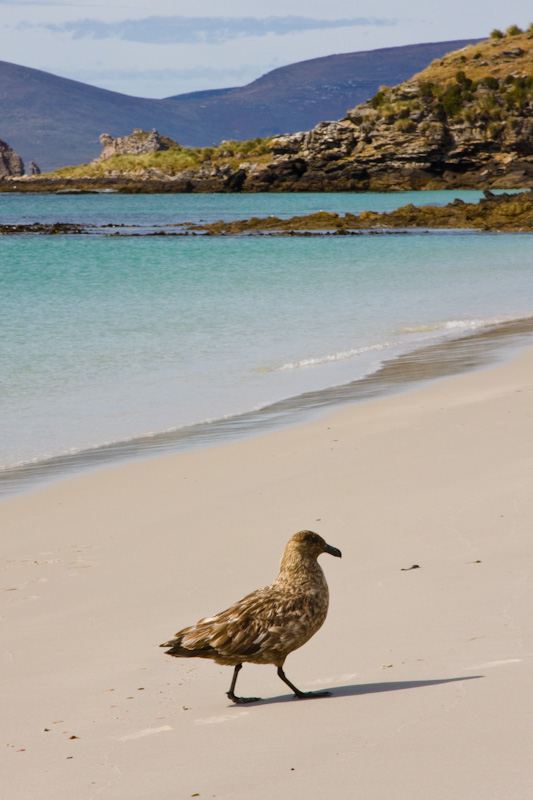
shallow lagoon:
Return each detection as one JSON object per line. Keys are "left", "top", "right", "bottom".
{"left": 2, "top": 191, "right": 533, "bottom": 492}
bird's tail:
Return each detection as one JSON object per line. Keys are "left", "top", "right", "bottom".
{"left": 160, "top": 628, "right": 216, "bottom": 659}
{"left": 161, "top": 641, "right": 198, "bottom": 657}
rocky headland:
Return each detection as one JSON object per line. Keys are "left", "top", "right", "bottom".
{"left": 258, "top": 27, "right": 533, "bottom": 192}
{"left": 3, "top": 26, "right": 533, "bottom": 194}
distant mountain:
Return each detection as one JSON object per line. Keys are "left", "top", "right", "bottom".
{"left": 1, "top": 40, "right": 480, "bottom": 171}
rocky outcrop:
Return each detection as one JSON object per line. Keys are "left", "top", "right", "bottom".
{"left": 0, "top": 138, "right": 24, "bottom": 177}
{"left": 93, "top": 129, "right": 178, "bottom": 162}
{"left": 184, "top": 190, "right": 533, "bottom": 233}
{"left": 241, "top": 31, "right": 533, "bottom": 191}
{"left": 248, "top": 87, "right": 533, "bottom": 191}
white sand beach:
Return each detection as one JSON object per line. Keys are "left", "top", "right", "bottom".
{"left": 2, "top": 347, "right": 533, "bottom": 799}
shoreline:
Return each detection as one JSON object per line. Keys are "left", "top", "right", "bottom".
{"left": 2, "top": 331, "right": 533, "bottom": 799}
{"left": 3, "top": 314, "right": 533, "bottom": 498}
{"left": 2, "top": 175, "right": 533, "bottom": 195}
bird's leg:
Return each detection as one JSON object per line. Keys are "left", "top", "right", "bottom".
{"left": 226, "top": 664, "right": 262, "bottom": 704}
{"left": 277, "top": 666, "right": 332, "bottom": 699}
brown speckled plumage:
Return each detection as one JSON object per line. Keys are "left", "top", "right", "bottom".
{"left": 161, "top": 530, "right": 342, "bottom": 703}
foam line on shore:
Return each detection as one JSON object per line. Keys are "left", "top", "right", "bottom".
{"left": 2, "top": 315, "right": 533, "bottom": 498}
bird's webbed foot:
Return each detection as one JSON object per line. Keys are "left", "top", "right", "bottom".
{"left": 226, "top": 664, "right": 261, "bottom": 704}
{"left": 227, "top": 691, "right": 262, "bottom": 704}
{"left": 293, "top": 689, "right": 332, "bottom": 700}
{"left": 277, "top": 666, "right": 332, "bottom": 700}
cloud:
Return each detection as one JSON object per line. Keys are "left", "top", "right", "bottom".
{"left": 22, "top": 15, "right": 399, "bottom": 44}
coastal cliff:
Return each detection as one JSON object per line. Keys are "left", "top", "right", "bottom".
{"left": 257, "top": 27, "right": 533, "bottom": 191}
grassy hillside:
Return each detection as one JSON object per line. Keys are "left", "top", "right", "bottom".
{"left": 362, "top": 26, "right": 533, "bottom": 147}
{"left": 412, "top": 25, "right": 533, "bottom": 83}
{"left": 51, "top": 138, "right": 273, "bottom": 178}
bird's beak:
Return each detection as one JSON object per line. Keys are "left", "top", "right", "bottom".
{"left": 323, "top": 543, "right": 342, "bottom": 558}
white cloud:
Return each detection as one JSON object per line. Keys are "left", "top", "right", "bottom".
{"left": 22, "top": 15, "right": 399, "bottom": 44}
{"left": 3, "top": 2, "right": 532, "bottom": 98}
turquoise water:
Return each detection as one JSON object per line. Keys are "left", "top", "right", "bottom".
{"left": 1, "top": 191, "right": 533, "bottom": 481}
{"left": 0, "top": 189, "right": 518, "bottom": 227}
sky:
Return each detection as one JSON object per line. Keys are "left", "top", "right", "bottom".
{"left": 2, "top": 1, "right": 532, "bottom": 98}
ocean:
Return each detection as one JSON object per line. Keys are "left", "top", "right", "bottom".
{"left": 2, "top": 190, "right": 533, "bottom": 495}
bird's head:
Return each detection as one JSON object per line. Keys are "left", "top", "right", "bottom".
{"left": 280, "top": 530, "right": 342, "bottom": 570}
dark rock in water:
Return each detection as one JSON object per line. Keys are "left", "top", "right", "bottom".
{"left": 0, "top": 138, "right": 24, "bottom": 177}
{"left": 184, "top": 190, "right": 533, "bottom": 233}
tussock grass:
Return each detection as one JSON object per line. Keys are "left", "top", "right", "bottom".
{"left": 362, "top": 28, "right": 533, "bottom": 124}
{"left": 49, "top": 137, "right": 273, "bottom": 177}
{"left": 411, "top": 28, "right": 533, "bottom": 85}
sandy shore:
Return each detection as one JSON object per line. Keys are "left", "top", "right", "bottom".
{"left": 2, "top": 347, "right": 533, "bottom": 799}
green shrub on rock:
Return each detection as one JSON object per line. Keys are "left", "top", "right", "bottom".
{"left": 440, "top": 84, "right": 464, "bottom": 116}
{"left": 483, "top": 76, "right": 500, "bottom": 90}
{"left": 396, "top": 118, "right": 417, "bottom": 132}
{"left": 419, "top": 82, "right": 437, "bottom": 99}
{"left": 370, "top": 91, "right": 387, "bottom": 109}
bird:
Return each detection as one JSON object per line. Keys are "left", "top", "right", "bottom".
{"left": 161, "top": 530, "right": 342, "bottom": 704}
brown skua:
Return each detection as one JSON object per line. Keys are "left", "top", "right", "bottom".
{"left": 161, "top": 530, "right": 342, "bottom": 703}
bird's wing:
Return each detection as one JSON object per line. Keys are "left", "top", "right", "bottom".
{"left": 168, "top": 586, "right": 309, "bottom": 659}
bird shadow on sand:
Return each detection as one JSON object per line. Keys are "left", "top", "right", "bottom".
{"left": 229, "top": 675, "right": 483, "bottom": 707}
